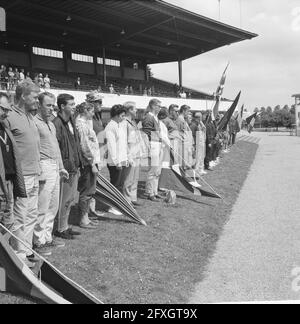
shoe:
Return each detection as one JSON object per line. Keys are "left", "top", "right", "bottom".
{"left": 90, "top": 210, "right": 106, "bottom": 218}
{"left": 27, "top": 254, "right": 40, "bottom": 263}
{"left": 149, "top": 196, "right": 159, "bottom": 202}
{"left": 155, "top": 194, "right": 164, "bottom": 199}
{"left": 46, "top": 239, "right": 65, "bottom": 248}
{"left": 67, "top": 228, "right": 81, "bottom": 236}
{"left": 34, "top": 245, "right": 52, "bottom": 257}
{"left": 79, "top": 223, "right": 97, "bottom": 229}
{"left": 54, "top": 230, "right": 75, "bottom": 240}
{"left": 89, "top": 220, "right": 99, "bottom": 226}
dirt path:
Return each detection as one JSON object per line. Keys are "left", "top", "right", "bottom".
{"left": 189, "top": 131, "right": 300, "bottom": 303}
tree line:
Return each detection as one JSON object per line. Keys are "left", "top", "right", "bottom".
{"left": 253, "top": 105, "right": 296, "bottom": 130}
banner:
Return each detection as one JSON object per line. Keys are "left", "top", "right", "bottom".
{"left": 0, "top": 7, "right": 6, "bottom": 32}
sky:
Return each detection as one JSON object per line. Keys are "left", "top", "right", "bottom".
{"left": 151, "top": 0, "right": 300, "bottom": 111}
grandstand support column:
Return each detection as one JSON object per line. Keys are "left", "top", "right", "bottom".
{"left": 28, "top": 44, "right": 33, "bottom": 70}
{"left": 120, "top": 58, "right": 125, "bottom": 78}
{"left": 103, "top": 47, "right": 107, "bottom": 86}
{"left": 63, "top": 51, "right": 69, "bottom": 74}
{"left": 178, "top": 59, "right": 183, "bottom": 87}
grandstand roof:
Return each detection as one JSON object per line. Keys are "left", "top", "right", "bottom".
{"left": 1, "top": 0, "right": 258, "bottom": 64}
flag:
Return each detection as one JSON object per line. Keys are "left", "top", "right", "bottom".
{"left": 0, "top": 8, "right": 6, "bottom": 32}
{"left": 159, "top": 150, "right": 221, "bottom": 199}
{"left": 236, "top": 104, "right": 245, "bottom": 129}
{"left": 95, "top": 174, "right": 147, "bottom": 226}
{"left": 212, "top": 63, "right": 229, "bottom": 119}
{"left": 0, "top": 227, "right": 102, "bottom": 304}
{"left": 246, "top": 112, "right": 258, "bottom": 133}
{"left": 217, "top": 91, "right": 241, "bottom": 131}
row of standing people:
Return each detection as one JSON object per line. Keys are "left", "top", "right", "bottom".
{"left": 0, "top": 82, "right": 239, "bottom": 269}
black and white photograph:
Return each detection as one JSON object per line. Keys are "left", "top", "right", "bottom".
{"left": 0, "top": 0, "right": 300, "bottom": 308}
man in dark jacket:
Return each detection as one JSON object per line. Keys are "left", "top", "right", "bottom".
{"left": 52, "top": 94, "right": 82, "bottom": 240}
{"left": 229, "top": 116, "right": 240, "bottom": 146}
{"left": 0, "top": 92, "right": 27, "bottom": 234}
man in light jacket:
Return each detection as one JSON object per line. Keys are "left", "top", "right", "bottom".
{"left": 105, "top": 105, "right": 129, "bottom": 193}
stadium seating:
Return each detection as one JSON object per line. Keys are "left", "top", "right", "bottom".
{"left": 0, "top": 64, "right": 213, "bottom": 100}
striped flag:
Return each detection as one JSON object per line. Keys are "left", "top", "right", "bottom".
{"left": 246, "top": 112, "right": 258, "bottom": 133}
{"left": 212, "top": 63, "right": 229, "bottom": 119}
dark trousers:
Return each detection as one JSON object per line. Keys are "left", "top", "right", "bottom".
{"left": 205, "top": 144, "right": 212, "bottom": 169}
{"left": 230, "top": 133, "right": 237, "bottom": 146}
{"left": 107, "top": 165, "right": 131, "bottom": 192}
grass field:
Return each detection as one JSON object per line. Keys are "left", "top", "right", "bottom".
{"left": 0, "top": 140, "right": 258, "bottom": 304}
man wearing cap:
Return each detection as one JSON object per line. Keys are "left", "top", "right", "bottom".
{"left": 0, "top": 92, "right": 27, "bottom": 235}
{"left": 86, "top": 91, "right": 105, "bottom": 218}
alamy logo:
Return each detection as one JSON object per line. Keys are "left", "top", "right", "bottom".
{"left": 291, "top": 7, "right": 300, "bottom": 31}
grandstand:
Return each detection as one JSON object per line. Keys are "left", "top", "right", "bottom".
{"left": 0, "top": 0, "right": 257, "bottom": 109}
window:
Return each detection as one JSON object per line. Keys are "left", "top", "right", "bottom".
{"left": 97, "top": 57, "right": 120, "bottom": 67}
{"left": 72, "top": 53, "right": 94, "bottom": 63}
{"left": 33, "top": 47, "right": 63, "bottom": 59}
{"left": 133, "top": 63, "right": 139, "bottom": 70}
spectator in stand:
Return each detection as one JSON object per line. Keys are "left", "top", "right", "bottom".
{"left": 74, "top": 77, "right": 81, "bottom": 90}
{"left": 8, "top": 67, "right": 14, "bottom": 91}
{"left": 75, "top": 102, "right": 101, "bottom": 229}
{"left": 105, "top": 105, "right": 129, "bottom": 193}
{"left": 14, "top": 68, "right": 20, "bottom": 88}
{"left": 109, "top": 84, "right": 115, "bottom": 94}
{"left": 19, "top": 69, "right": 25, "bottom": 83}
{"left": 53, "top": 94, "right": 82, "bottom": 240}
{"left": 26, "top": 72, "right": 32, "bottom": 82}
{"left": 44, "top": 74, "right": 51, "bottom": 89}
{"left": 143, "top": 88, "right": 148, "bottom": 96}
{"left": 129, "top": 86, "right": 134, "bottom": 95}
{"left": 34, "top": 74, "right": 39, "bottom": 86}
{"left": 97, "top": 85, "right": 102, "bottom": 93}
{"left": 148, "top": 88, "right": 152, "bottom": 97}
{"left": 0, "top": 65, "right": 7, "bottom": 90}
{"left": 6, "top": 80, "right": 41, "bottom": 263}
{"left": 38, "top": 73, "right": 44, "bottom": 88}
{"left": 124, "top": 86, "right": 129, "bottom": 95}
{"left": 33, "top": 92, "right": 69, "bottom": 254}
